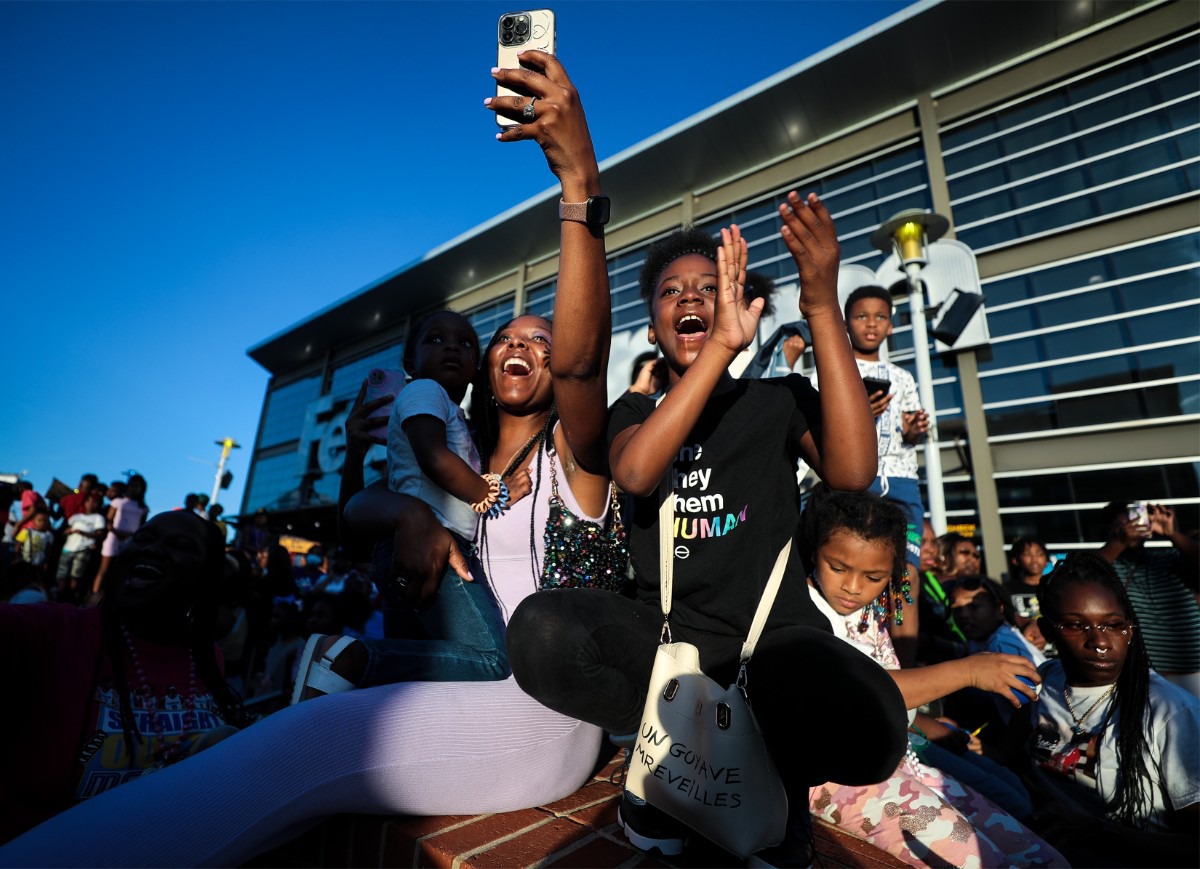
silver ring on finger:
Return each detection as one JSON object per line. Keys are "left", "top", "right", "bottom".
{"left": 522, "top": 96, "right": 537, "bottom": 121}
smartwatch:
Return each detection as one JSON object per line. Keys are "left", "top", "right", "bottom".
{"left": 559, "top": 195, "right": 610, "bottom": 230}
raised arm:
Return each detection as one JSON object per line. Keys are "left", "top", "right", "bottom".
{"left": 779, "top": 192, "right": 876, "bottom": 491}
{"left": 489, "top": 51, "right": 610, "bottom": 485}
{"left": 889, "top": 651, "right": 1040, "bottom": 710}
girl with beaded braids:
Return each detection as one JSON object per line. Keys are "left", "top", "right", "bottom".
{"left": 802, "top": 485, "right": 1063, "bottom": 867}
{"left": 1011, "top": 552, "right": 1199, "bottom": 867}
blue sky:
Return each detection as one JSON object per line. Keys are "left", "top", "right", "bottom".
{"left": 1, "top": 0, "right": 909, "bottom": 519}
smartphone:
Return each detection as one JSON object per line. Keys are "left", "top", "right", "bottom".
{"left": 363, "top": 369, "right": 405, "bottom": 441}
{"left": 1126, "top": 501, "right": 1149, "bottom": 527}
{"left": 862, "top": 376, "right": 891, "bottom": 397}
{"left": 496, "top": 9, "right": 556, "bottom": 128}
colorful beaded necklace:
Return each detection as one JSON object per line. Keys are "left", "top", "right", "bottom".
{"left": 120, "top": 623, "right": 199, "bottom": 769}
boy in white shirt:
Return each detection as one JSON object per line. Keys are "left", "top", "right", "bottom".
{"left": 55, "top": 490, "right": 107, "bottom": 600}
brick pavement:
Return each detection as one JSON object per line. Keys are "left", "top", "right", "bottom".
{"left": 247, "top": 751, "right": 907, "bottom": 868}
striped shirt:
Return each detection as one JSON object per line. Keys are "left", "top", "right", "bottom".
{"left": 1112, "top": 549, "right": 1200, "bottom": 675}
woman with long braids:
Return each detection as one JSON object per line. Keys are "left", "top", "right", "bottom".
{"left": 0, "top": 510, "right": 243, "bottom": 844}
{"left": 1017, "top": 551, "right": 1199, "bottom": 866}
{"left": 0, "top": 50, "right": 615, "bottom": 866}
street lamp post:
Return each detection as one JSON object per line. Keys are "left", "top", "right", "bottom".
{"left": 871, "top": 210, "right": 950, "bottom": 533}
{"left": 211, "top": 438, "right": 241, "bottom": 506}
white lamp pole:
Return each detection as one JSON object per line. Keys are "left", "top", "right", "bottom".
{"left": 871, "top": 210, "right": 949, "bottom": 534}
{"left": 211, "top": 438, "right": 241, "bottom": 506}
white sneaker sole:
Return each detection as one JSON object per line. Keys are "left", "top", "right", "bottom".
{"left": 617, "top": 805, "right": 687, "bottom": 856}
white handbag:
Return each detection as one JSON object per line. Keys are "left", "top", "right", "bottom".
{"left": 624, "top": 480, "right": 790, "bottom": 858}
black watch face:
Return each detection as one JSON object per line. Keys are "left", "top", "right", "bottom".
{"left": 588, "top": 196, "right": 610, "bottom": 226}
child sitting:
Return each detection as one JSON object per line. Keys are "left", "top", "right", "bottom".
{"left": 290, "top": 310, "right": 527, "bottom": 703}
{"left": 950, "top": 575, "right": 1046, "bottom": 726}
{"left": 802, "top": 484, "right": 1063, "bottom": 867}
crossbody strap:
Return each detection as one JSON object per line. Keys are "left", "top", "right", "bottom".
{"left": 656, "top": 460, "right": 792, "bottom": 663}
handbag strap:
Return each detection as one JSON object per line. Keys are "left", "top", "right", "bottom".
{"left": 656, "top": 467, "right": 791, "bottom": 664}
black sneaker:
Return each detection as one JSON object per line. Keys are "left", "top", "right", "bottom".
{"left": 617, "top": 791, "right": 688, "bottom": 856}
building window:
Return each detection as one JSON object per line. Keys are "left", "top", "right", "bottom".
{"left": 258, "top": 376, "right": 320, "bottom": 450}
{"left": 328, "top": 343, "right": 404, "bottom": 398}
{"left": 465, "top": 294, "right": 515, "bottom": 346}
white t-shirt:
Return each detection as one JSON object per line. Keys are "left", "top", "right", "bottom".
{"left": 386, "top": 378, "right": 482, "bottom": 541}
{"left": 1030, "top": 659, "right": 1200, "bottom": 831}
{"left": 810, "top": 358, "right": 921, "bottom": 481}
{"left": 63, "top": 512, "right": 106, "bottom": 553}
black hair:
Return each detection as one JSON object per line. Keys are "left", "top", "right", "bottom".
{"left": 1098, "top": 500, "right": 1135, "bottom": 540}
{"left": 402, "top": 309, "right": 480, "bottom": 374}
{"left": 1037, "top": 552, "right": 1153, "bottom": 828}
{"left": 843, "top": 285, "right": 893, "bottom": 321}
{"left": 948, "top": 574, "right": 1013, "bottom": 623}
{"left": 638, "top": 226, "right": 718, "bottom": 313}
{"left": 1009, "top": 537, "right": 1048, "bottom": 571}
{"left": 467, "top": 314, "right": 553, "bottom": 464}
{"left": 799, "top": 484, "right": 910, "bottom": 630}
{"left": 81, "top": 473, "right": 99, "bottom": 486}
{"left": 100, "top": 511, "right": 245, "bottom": 764}
{"left": 744, "top": 270, "right": 776, "bottom": 319}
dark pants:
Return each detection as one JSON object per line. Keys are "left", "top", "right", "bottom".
{"left": 508, "top": 588, "right": 908, "bottom": 797}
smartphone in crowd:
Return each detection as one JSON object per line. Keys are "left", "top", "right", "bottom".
{"left": 364, "top": 368, "right": 406, "bottom": 441}
{"left": 1126, "top": 500, "right": 1149, "bottom": 528}
{"left": 496, "top": 9, "right": 556, "bottom": 128}
{"left": 862, "top": 376, "right": 891, "bottom": 397}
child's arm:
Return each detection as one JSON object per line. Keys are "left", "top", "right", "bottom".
{"left": 610, "top": 227, "right": 761, "bottom": 496}
{"left": 779, "top": 192, "right": 877, "bottom": 491}
{"left": 889, "top": 651, "right": 1040, "bottom": 710}
{"left": 403, "top": 416, "right": 495, "bottom": 507}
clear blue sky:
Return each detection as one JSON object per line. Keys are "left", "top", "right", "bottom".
{"left": 1, "top": 0, "right": 909, "bottom": 518}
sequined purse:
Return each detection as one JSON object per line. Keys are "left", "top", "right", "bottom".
{"left": 539, "top": 448, "right": 630, "bottom": 593}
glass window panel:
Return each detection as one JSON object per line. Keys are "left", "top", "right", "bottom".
{"left": 524, "top": 278, "right": 557, "bottom": 320}
{"left": 328, "top": 344, "right": 403, "bottom": 398}
{"left": 258, "top": 376, "right": 320, "bottom": 449}
{"left": 464, "top": 294, "right": 515, "bottom": 346}
{"left": 244, "top": 451, "right": 304, "bottom": 513}
{"left": 985, "top": 379, "right": 1196, "bottom": 435}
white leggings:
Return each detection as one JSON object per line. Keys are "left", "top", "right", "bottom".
{"left": 0, "top": 678, "right": 601, "bottom": 867}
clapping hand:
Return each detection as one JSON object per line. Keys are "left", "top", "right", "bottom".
{"left": 708, "top": 225, "right": 764, "bottom": 358}
{"left": 778, "top": 191, "right": 840, "bottom": 320}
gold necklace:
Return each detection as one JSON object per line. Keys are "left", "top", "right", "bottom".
{"left": 1063, "top": 684, "right": 1115, "bottom": 734}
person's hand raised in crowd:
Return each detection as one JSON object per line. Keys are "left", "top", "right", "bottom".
{"left": 965, "top": 651, "right": 1041, "bottom": 707}
{"left": 345, "top": 381, "right": 392, "bottom": 461}
{"left": 630, "top": 357, "right": 665, "bottom": 396}
{"left": 778, "top": 191, "right": 840, "bottom": 321}
{"left": 902, "top": 409, "right": 930, "bottom": 442}
{"left": 1148, "top": 502, "right": 1177, "bottom": 538}
{"left": 705, "top": 224, "right": 763, "bottom": 359}
{"left": 781, "top": 333, "right": 807, "bottom": 370}
{"left": 487, "top": 50, "right": 598, "bottom": 188}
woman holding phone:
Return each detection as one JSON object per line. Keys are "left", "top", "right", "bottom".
{"left": 0, "top": 51, "right": 615, "bottom": 866}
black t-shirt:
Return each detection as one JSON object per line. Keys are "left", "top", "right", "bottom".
{"left": 607, "top": 375, "right": 830, "bottom": 644}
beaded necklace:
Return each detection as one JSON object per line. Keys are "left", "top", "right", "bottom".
{"left": 119, "top": 623, "right": 199, "bottom": 768}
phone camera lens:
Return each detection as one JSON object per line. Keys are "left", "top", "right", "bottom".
{"left": 515, "top": 18, "right": 529, "bottom": 35}
{"left": 501, "top": 16, "right": 515, "bottom": 29}
{"left": 500, "top": 31, "right": 514, "bottom": 45}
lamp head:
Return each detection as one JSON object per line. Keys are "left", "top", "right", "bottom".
{"left": 871, "top": 209, "right": 950, "bottom": 267}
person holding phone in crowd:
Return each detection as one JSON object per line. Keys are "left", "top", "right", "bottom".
{"left": 0, "top": 49, "right": 618, "bottom": 866}
{"left": 1097, "top": 500, "right": 1200, "bottom": 697}
{"left": 809, "top": 285, "right": 929, "bottom": 666}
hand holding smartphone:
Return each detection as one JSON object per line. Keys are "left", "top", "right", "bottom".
{"left": 496, "top": 9, "right": 556, "bottom": 128}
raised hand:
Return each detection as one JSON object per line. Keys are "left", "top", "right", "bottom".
{"left": 708, "top": 224, "right": 764, "bottom": 357}
{"left": 778, "top": 191, "right": 840, "bottom": 320}
{"left": 486, "top": 50, "right": 598, "bottom": 189}
{"left": 345, "top": 380, "right": 392, "bottom": 461}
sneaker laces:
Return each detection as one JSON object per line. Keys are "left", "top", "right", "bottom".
{"left": 609, "top": 747, "right": 632, "bottom": 788}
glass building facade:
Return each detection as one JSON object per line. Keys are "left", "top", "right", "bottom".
{"left": 243, "top": 3, "right": 1198, "bottom": 558}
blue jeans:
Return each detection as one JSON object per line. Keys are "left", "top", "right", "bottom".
{"left": 358, "top": 542, "right": 510, "bottom": 686}
{"left": 869, "top": 476, "right": 924, "bottom": 570}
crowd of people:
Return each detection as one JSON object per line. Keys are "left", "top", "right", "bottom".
{"left": 2, "top": 50, "right": 1197, "bottom": 869}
